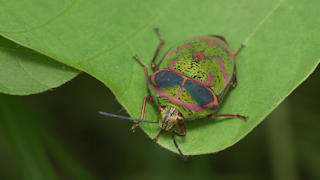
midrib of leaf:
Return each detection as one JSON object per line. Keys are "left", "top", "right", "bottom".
{"left": 0, "top": 0, "right": 78, "bottom": 34}
{"left": 243, "top": 0, "right": 284, "bottom": 45}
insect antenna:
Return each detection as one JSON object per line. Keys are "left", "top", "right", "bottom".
{"left": 99, "top": 111, "right": 158, "bottom": 123}
{"left": 171, "top": 130, "right": 187, "bottom": 161}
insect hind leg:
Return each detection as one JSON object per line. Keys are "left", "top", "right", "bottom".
{"left": 151, "top": 28, "right": 165, "bottom": 69}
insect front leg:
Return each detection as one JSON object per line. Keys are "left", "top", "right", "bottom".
{"left": 131, "top": 95, "right": 154, "bottom": 132}
{"left": 173, "top": 117, "right": 186, "bottom": 136}
{"left": 153, "top": 129, "right": 164, "bottom": 141}
{"left": 171, "top": 126, "right": 187, "bottom": 161}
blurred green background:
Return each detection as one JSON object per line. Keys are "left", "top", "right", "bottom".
{"left": 0, "top": 63, "right": 319, "bottom": 179}
{"left": 1, "top": 0, "right": 320, "bottom": 179}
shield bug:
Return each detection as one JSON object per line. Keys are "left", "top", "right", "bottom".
{"left": 100, "top": 28, "right": 248, "bottom": 160}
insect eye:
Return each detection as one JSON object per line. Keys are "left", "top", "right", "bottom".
{"left": 158, "top": 107, "right": 164, "bottom": 114}
{"left": 177, "top": 116, "right": 184, "bottom": 123}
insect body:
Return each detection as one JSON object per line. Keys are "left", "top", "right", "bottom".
{"left": 100, "top": 29, "right": 248, "bottom": 160}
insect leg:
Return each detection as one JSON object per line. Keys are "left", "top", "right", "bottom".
{"left": 211, "top": 113, "right": 248, "bottom": 121}
{"left": 151, "top": 28, "right": 165, "bottom": 70}
{"left": 232, "top": 44, "right": 245, "bottom": 87}
{"left": 173, "top": 118, "right": 186, "bottom": 136}
{"left": 171, "top": 129, "right": 187, "bottom": 161}
{"left": 234, "top": 44, "right": 245, "bottom": 57}
{"left": 133, "top": 55, "right": 150, "bottom": 89}
{"left": 231, "top": 70, "right": 237, "bottom": 87}
{"left": 153, "top": 129, "right": 164, "bottom": 141}
{"left": 131, "top": 95, "right": 154, "bottom": 132}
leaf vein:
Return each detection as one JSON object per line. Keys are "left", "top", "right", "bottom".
{"left": 243, "top": 0, "right": 284, "bottom": 45}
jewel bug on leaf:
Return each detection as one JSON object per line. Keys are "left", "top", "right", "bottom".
{"left": 100, "top": 28, "right": 248, "bottom": 161}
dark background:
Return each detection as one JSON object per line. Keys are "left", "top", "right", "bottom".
{"left": 0, "top": 64, "right": 319, "bottom": 180}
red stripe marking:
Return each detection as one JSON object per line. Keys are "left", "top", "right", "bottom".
{"left": 153, "top": 71, "right": 218, "bottom": 111}
{"left": 193, "top": 50, "right": 207, "bottom": 61}
{"left": 190, "top": 37, "right": 217, "bottom": 46}
{"left": 175, "top": 77, "right": 187, "bottom": 99}
{"left": 169, "top": 58, "right": 214, "bottom": 87}
{"left": 215, "top": 57, "right": 231, "bottom": 85}
{"left": 163, "top": 44, "right": 192, "bottom": 60}
{"left": 190, "top": 36, "right": 235, "bottom": 63}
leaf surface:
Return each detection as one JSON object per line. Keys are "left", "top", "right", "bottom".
{"left": 0, "top": 0, "right": 319, "bottom": 155}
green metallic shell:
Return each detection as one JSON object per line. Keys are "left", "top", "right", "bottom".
{"left": 148, "top": 36, "right": 236, "bottom": 119}
{"left": 148, "top": 70, "right": 218, "bottom": 119}
{"left": 158, "top": 36, "right": 235, "bottom": 96}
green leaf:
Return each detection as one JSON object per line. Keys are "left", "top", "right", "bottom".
{"left": 0, "top": 36, "right": 79, "bottom": 95}
{"left": 0, "top": 0, "right": 319, "bottom": 156}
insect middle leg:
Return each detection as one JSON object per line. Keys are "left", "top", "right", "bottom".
{"left": 131, "top": 95, "right": 154, "bottom": 132}
{"left": 133, "top": 55, "right": 150, "bottom": 90}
